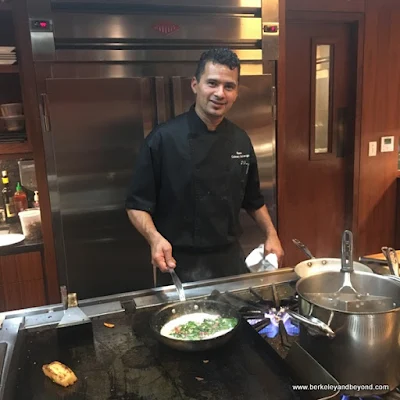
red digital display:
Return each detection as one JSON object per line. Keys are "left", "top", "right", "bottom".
{"left": 31, "top": 20, "right": 51, "bottom": 31}
{"left": 264, "top": 25, "right": 279, "bottom": 33}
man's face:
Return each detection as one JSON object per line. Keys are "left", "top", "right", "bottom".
{"left": 191, "top": 61, "right": 239, "bottom": 120}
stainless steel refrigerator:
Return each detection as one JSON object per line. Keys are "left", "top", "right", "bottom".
{"left": 27, "top": 0, "right": 279, "bottom": 299}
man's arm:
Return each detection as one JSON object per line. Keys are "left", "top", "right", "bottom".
{"left": 246, "top": 205, "right": 284, "bottom": 266}
{"left": 246, "top": 205, "right": 276, "bottom": 238}
{"left": 125, "top": 131, "right": 176, "bottom": 272}
{"left": 127, "top": 209, "right": 176, "bottom": 272}
{"left": 241, "top": 141, "right": 285, "bottom": 266}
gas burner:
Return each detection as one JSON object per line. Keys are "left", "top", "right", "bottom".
{"left": 211, "top": 284, "right": 300, "bottom": 349}
{"left": 227, "top": 283, "right": 301, "bottom": 345}
{"left": 247, "top": 307, "right": 299, "bottom": 338}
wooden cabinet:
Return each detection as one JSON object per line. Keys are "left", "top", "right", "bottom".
{"left": 0, "top": 251, "right": 46, "bottom": 311}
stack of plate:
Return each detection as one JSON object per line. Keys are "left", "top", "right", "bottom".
{"left": 0, "top": 47, "right": 16, "bottom": 65}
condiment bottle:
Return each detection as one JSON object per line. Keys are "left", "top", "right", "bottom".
{"left": 1, "top": 170, "right": 16, "bottom": 222}
{"left": 33, "top": 191, "right": 40, "bottom": 208}
{"left": 14, "top": 182, "right": 28, "bottom": 212}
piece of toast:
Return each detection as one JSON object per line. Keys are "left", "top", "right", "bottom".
{"left": 42, "top": 361, "right": 78, "bottom": 387}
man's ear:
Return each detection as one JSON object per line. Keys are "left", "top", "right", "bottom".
{"left": 191, "top": 76, "right": 197, "bottom": 94}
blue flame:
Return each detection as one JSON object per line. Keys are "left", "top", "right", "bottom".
{"left": 259, "top": 323, "right": 279, "bottom": 338}
{"left": 252, "top": 310, "right": 300, "bottom": 338}
{"left": 284, "top": 318, "right": 300, "bottom": 336}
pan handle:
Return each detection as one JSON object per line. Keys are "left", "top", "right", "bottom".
{"left": 340, "top": 230, "right": 354, "bottom": 273}
{"left": 287, "top": 310, "right": 335, "bottom": 338}
{"left": 292, "top": 239, "right": 315, "bottom": 259}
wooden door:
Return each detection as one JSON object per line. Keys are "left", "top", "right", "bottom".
{"left": 280, "top": 22, "right": 357, "bottom": 266}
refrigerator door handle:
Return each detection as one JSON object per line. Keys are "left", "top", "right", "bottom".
{"left": 171, "top": 76, "right": 184, "bottom": 117}
{"left": 155, "top": 77, "right": 167, "bottom": 125}
{"left": 140, "top": 77, "right": 154, "bottom": 138}
{"left": 40, "top": 93, "right": 51, "bottom": 132}
{"left": 272, "top": 85, "right": 277, "bottom": 121}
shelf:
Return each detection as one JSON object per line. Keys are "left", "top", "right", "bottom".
{"left": 0, "top": 140, "right": 31, "bottom": 156}
{"left": 0, "top": 65, "right": 18, "bottom": 74}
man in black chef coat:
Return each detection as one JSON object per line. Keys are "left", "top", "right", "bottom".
{"left": 126, "top": 48, "right": 284, "bottom": 286}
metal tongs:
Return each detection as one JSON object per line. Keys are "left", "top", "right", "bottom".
{"left": 169, "top": 268, "right": 186, "bottom": 301}
{"left": 381, "top": 247, "right": 400, "bottom": 277}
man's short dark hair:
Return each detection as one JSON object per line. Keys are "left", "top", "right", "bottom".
{"left": 194, "top": 48, "right": 241, "bottom": 82}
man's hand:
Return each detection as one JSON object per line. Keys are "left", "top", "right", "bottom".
{"left": 150, "top": 234, "right": 176, "bottom": 272}
{"left": 264, "top": 234, "right": 285, "bottom": 267}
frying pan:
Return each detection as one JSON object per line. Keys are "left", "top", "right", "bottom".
{"left": 150, "top": 299, "right": 242, "bottom": 351}
{"left": 292, "top": 238, "right": 372, "bottom": 278}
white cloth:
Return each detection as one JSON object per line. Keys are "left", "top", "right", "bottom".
{"left": 245, "top": 244, "right": 278, "bottom": 273}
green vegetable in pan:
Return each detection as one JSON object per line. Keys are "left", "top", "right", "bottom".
{"left": 170, "top": 317, "right": 237, "bottom": 340}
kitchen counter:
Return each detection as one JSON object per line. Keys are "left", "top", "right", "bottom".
{"left": 0, "top": 222, "right": 43, "bottom": 256}
{"left": 360, "top": 249, "right": 399, "bottom": 265}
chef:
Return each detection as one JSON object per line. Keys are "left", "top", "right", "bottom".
{"left": 126, "top": 48, "right": 284, "bottom": 286}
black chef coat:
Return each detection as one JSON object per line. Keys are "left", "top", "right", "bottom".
{"left": 126, "top": 105, "right": 265, "bottom": 284}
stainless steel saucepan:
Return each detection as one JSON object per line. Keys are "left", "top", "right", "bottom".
{"left": 292, "top": 238, "right": 372, "bottom": 278}
{"left": 288, "top": 231, "right": 400, "bottom": 397}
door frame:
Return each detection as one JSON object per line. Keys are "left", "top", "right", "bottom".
{"left": 277, "top": 11, "right": 365, "bottom": 256}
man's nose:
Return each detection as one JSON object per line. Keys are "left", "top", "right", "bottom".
{"left": 215, "top": 85, "right": 225, "bottom": 98}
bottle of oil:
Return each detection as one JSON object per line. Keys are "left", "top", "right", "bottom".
{"left": 14, "top": 182, "right": 28, "bottom": 212}
{"left": 1, "top": 171, "right": 16, "bottom": 222}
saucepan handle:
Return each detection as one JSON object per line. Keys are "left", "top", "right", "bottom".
{"left": 286, "top": 310, "right": 335, "bottom": 338}
{"left": 292, "top": 239, "right": 315, "bottom": 259}
{"left": 340, "top": 230, "right": 354, "bottom": 273}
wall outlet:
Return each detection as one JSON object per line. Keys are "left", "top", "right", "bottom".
{"left": 368, "top": 141, "right": 377, "bottom": 157}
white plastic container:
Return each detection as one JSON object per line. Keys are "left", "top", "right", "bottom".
{"left": 18, "top": 209, "right": 42, "bottom": 241}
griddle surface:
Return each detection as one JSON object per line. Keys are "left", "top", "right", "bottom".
{"left": 13, "top": 308, "right": 300, "bottom": 400}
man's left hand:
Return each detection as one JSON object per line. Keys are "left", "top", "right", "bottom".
{"left": 264, "top": 234, "right": 284, "bottom": 267}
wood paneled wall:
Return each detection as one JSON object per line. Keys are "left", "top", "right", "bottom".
{"left": 280, "top": 0, "right": 400, "bottom": 258}
{"left": 357, "top": 0, "right": 400, "bottom": 256}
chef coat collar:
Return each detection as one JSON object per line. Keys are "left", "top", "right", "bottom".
{"left": 188, "top": 104, "right": 228, "bottom": 135}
